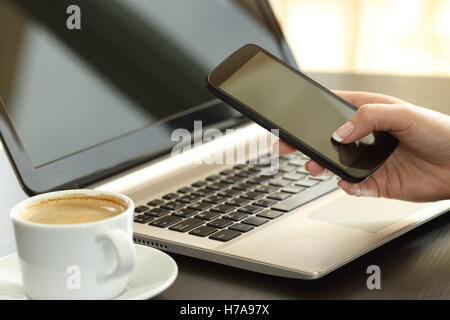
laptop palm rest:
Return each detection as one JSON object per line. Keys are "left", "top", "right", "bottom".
{"left": 308, "top": 196, "right": 429, "bottom": 233}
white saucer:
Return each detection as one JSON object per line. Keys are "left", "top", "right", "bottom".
{"left": 0, "top": 244, "right": 178, "bottom": 300}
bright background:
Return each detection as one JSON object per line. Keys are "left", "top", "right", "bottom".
{"left": 270, "top": 0, "right": 450, "bottom": 76}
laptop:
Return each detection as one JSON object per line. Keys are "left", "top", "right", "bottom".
{"left": 0, "top": 0, "right": 448, "bottom": 279}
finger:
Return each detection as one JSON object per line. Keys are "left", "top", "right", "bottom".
{"left": 331, "top": 90, "right": 406, "bottom": 107}
{"left": 331, "top": 103, "right": 415, "bottom": 143}
{"left": 305, "top": 160, "right": 328, "bottom": 176}
{"left": 338, "top": 178, "right": 380, "bottom": 197}
{"left": 274, "top": 140, "right": 296, "bottom": 155}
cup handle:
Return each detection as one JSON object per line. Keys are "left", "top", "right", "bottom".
{"left": 98, "top": 229, "right": 136, "bottom": 281}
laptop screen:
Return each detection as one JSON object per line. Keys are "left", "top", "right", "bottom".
{"left": 0, "top": 0, "right": 294, "bottom": 194}
{"left": 1, "top": 0, "right": 285, "bottom": 168}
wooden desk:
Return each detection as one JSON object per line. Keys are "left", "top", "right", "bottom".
{"left": 156, "top": 213, "right": 449, "bottom": 299}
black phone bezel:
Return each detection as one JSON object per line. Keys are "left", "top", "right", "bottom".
{"left": 206, "top": 44, "right": 399, "bottom": 182}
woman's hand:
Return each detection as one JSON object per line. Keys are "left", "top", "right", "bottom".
{"left": 276, "top": 90, "right": 450, "bottom": 202}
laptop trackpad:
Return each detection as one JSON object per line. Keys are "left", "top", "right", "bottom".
{"left": 308, "top": 196, "right": 429, "bottom": 233}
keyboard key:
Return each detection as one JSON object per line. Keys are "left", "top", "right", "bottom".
{"left": 206, "top": 175, "right": 221, "bottom": 182}
{"left": 253, "top": 199, "right": 277, "bottom": 207}
{"left": 169, "top": 218, "right": 205, "bottom": 232}
{"left": 145, "top": 207, "right": 171, "bottom": 217}
{"left": 233, "top": 164, "right": 247, "bottom": 170}
{"left": 220, "top": 169, "right": 234, "bottom": 176}
{"left": 260, "top": 170, "right": 281, "bottom": 178}
{"left": 278, "top": 164, "right": 296, "bottom": 173}
{"left": 232, "top": 183, "right": 254, "bottom": 191}
{"left": 189, "top": 226, "right": 218, "bottom": 237}
{"left": 188, "top": 202, "right": 213, "bottom": 211}
{"left": 150, "top": 215, "right": 182, "bottom": 228}
{"left": 240, "top": 191, "right": 264, "bottom": 200}
{"left": 281, "top": 186, "right": 305, "bottom": 194}
{"left": 225, "top": 198, "right": 250, "bottom": 207}
{"left": 256, "top": 210, "right": 284, "bottom": 219}
{"left": 249, "top": 166, "right": 262, "bottom": 172}
{"left": 133, "top": 215, "right": 154, "bottom": 224}
{"left": 219, "top": 189, "right": 242, "bottom": 197}
{"left": 296, "top": 167, "right": 309, "bottom": 174}
{"left": 229, "top": 223, "right": 254, "bottom": 233}
{"left": 300, "top": 154, "right": 310, "bottom": 160}
{"left": 176, "top": 194, "right": 201, "bottom": 203}
{"left": 267, "top": 192, "right": 291, "bottom": 201}
{"left": 295, "top": 178, "right": 319, "bottom": 188}
{"left": 221, "top": 176, "right": 244, "bottom": 184}
{"left": 289, "top": 159, "right": 308, "bottom": 167}
{"left": 235, "top": 170, "right": 258, "bottom": 178}
{"left": 223, "top": 211, "right": 248, "bottom": 221}
{"left": 269, "top": 179, "right": 292, "bottom": 187}
{"left": 281, "top": 153, "right": 297, "bottom": 160}
{"left": 278, "top": 155, "right": 292, "bottom": 161}
{"left": 206, "top": 182, "right": 228, "bottom": 190}
{"left": 195, "top": 211, "right": 221, "bottom": 221}
{"left": 178, "top": 187, "right": 193, "bottom": 194}
{"left": 283, "top": 173, "right": 307, "bottom": 181}
{"left": 272, "top": 179, "right": 338, "bottom": 212}
{"left": 242, "top": 216, "right": 269, "bottom": 226}
{"left": 310, "top": 175, "right": 333, "bottom": 181}
{"left": 211, "top": 204, "right": 235, "bottom": 214}
{"left": 238, "top": 205, "right": 264, "bottom": 214}
{"left": 161, "top": 201, "right": 185, "bottom": 210}
{"left": 209, "top": 229, "right": 241, "bottom": 242}
{"left": 192, "top": 188, "right": 215, "bottom": 197}
{"left": 246, "top": 176, "right": 271, "bottom": 184}
{"left": 163, "top": 193, "right": 178, "bottom": 200}
{"left": 172, "top": 208, "right": 197, "bottom": 218}
{"left": 192, "top": 181, "right": 207, "bottom": 188}
{"left": 207, "top": 218, "right": 233, "bottom": 228}
{"left": 254, "top": 185, "right": 278, "bottom": 194}
{"left": 255, "top": 162, "right": 271, "bottom": 170}
{"left": 204, "top": 195, "right": 227, "bottom": 204}
{"left": 147, "top": 199, "right": 164, "bottom": 206}
{"left": 134, "top": 205, "right": 149, "bottom": 213}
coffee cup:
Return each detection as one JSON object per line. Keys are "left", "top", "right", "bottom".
{"left": 10, "top": 189, "right": 136, "bottom": 299}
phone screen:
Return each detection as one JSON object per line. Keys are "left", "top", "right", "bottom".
{"left": 218, "top": 51, "right": 397, "bottom": 179}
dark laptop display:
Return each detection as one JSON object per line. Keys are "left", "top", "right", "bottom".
{"left": 0, "top": 0, "right": 295, "bottom": 195}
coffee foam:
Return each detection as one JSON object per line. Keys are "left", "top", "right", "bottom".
{"left": 20, "top": 194, "right": 128, "bottom": 225}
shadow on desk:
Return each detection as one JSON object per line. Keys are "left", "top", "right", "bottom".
{"left": 155, "top": 212, "right": 449, "bottom": 300}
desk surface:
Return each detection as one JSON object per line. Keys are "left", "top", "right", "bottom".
{"left": 1, "top": 73, "right": 449, "bottom": 299}
{"left": 155, "top": 213, "right": 449, "bottom": 299}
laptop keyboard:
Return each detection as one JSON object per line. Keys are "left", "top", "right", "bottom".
{"left": 133, "top": 152, "right": 338, "bottom": 242}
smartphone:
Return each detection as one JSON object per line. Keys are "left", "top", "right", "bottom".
{"left": 206, "top": 44, "right": 398, "bottom": 182}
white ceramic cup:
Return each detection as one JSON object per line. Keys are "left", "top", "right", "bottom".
{"left": 10, "top": 189, "right": 136, "bottom": 300}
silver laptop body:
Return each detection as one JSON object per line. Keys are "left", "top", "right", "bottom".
{"left": 91, "top": 123, "right": 449, "bottom": 279}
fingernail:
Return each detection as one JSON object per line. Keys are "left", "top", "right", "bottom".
{"left": 340, "top": 180, "right": 361, "bottom": 196}
{"left": 332, "top": 121, "right": 355, "bottom": 142}
{"left": 350, "top": 183, "right": 361, "bottom": 196}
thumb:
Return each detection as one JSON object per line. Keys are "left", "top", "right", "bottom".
{"left": 338, "top": 178, "right": 381, "bottom": 197}
{"left": 331, "top": 103, "right": 414, "bottom": 143}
